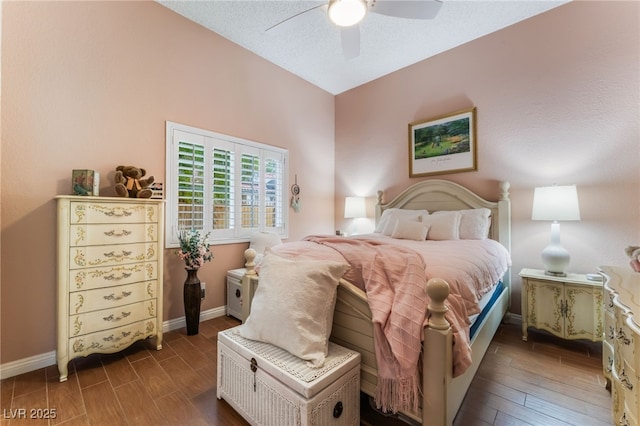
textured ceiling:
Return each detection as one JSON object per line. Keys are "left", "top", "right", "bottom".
{"left": 158, "top": 0, "right": 569, "bottom": 94}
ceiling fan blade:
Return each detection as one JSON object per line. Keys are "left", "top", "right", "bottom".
{"left": 369, "top": 0, "right": 443, "bottom": 20}
{"left": 265, "top": 3, "right": 326, "bottom": 34}
{"left": 341, "top": 26, "right": 360, "bottom": 60}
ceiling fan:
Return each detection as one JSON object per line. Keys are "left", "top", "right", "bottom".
{"left": 265, "top": 0, "right": 443, "bottom": 60}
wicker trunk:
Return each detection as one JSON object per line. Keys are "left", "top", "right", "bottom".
{"left": 217, "top": 327, "right": 361, "bottom": 426}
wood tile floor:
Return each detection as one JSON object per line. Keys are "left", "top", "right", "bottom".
{"left": 1, "top": 316, "right": 611, "bottom": 426}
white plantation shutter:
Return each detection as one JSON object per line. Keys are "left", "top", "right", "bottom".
{"left": 177, "top": 139, "right": 205, "bottom": 232}
{"left": 212, "top": 145, "right": 235, "bottom": 233}
{"left": 239, "top": 147, "right": 261, "bottom": 236}
{"left": 166, "top": 122, "right": 288, "bottom": 246}
{"left": 264, "top": 151, "right": 285, "bottom": 233}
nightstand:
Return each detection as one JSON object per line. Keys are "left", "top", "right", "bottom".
{"left": 519, "top": 268, "right": 603, "bottom": 342}
{"left": 226, "top": 268, "right": 259, "bottom": 322}
{"left": 226, "top": 268, "right": 246, "bottom": 321}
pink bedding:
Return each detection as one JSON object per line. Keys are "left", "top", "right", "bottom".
{"left": 271, "top": 234, "right": 510, "bottom": 316}
{"left": 269, "top": 234, "right": 510, "bottom": 413}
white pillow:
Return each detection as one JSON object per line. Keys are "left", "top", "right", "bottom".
{"left": 391, "top": 219, "right": 429, "bottom": 241}
{"left": 249, "top": 231, "right": 283, "bottom": 263}
{"left": 239, "top": 252, "right": 348, "bottom": 367}
{"left": 376, "top": 208, "right": 428, "bottom": 234}
{"left": 420, "top": 212, "right": 461, "bottom": 240}
{"left": 433, "top": 208, "right": 491, "bottom": 240}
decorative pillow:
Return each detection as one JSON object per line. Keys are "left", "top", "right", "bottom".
{"left": 375, "top": 208, "right": 428, "bottom": 233}
{"left": 238, "top": 251, "right": 348, "bottom": 367}
{"left": 420, "top": 212, "right": 461, "bottom": 240}
{"left": 391, "top": 219, "right": 429, "bottom": 241}
{"left": 249, "top": 231, "right": 283, "bottom": 264}
{"left": 433, "top": 208, "right": 491, "bottom": 240}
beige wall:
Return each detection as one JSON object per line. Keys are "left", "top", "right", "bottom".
{"left": 335, "top": 1, "right": 640, "bottom": 312}
{"left": 1, "top": 1, "right": 335, "bottom": 364}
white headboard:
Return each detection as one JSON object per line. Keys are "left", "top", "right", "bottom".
{"left": 375, "top": 179, "right": 512, "bottom": 286}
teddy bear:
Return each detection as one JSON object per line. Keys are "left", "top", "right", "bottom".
{"left": 114, "top": 165, "right": 154, "bottom": 198}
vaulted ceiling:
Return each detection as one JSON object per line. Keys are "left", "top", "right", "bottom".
{"left": 158, "top": 1, "right": 569, "bottom": 94}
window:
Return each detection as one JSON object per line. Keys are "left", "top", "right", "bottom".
{"left": 165, "top": 122, "right": 288, "bottom": 247}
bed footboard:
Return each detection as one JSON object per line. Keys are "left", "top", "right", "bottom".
{"left": 329, "top": 275, "right": 457, "bottom": 426}
{"left": 422, "top": 278, "right": 454, "bottom": 426}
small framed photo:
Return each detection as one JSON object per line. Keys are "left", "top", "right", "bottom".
{"left": 72, "top": 170, "right": 100, "bottom": 196}
{"left": 409, "top": 107, "right": 477, "bottom": 177}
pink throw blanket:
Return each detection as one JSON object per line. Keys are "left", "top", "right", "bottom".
{"left": 303, "top": 236, "right": 472, "bottom": 413}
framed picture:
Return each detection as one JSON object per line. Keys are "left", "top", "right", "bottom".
{"left": 409, "top": 107, "right": 477, "bottom": 177}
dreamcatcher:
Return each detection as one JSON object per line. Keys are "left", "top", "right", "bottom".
{"left": 290, "top": 175, "right": 301, "bottom": 213}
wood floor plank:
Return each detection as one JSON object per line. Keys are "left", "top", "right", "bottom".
{"left": 463, "top": 388, "right": 570, "bottom": 426}
{"left": 477, "top": 364, "right": 611, "bottom": 410}
{"left": 129, "top": 357, "right": 174, "bottom": 400}
{"left": 45, "top": 365, "right": 86, "bottom": 425}
{"left": 154, "top": 390, "right": 209, "bottom": 425}
{"left": 78, "top": 381, "right": 127, "bottom": 426}
{"left": 158, "top": 353, "right": 211, "bottom": 399}
{"left": 524, "top": 394, "right": 612, "bottom": 426}
{"left": 166, "top": 338, "right": 211, "bottom": 371}
{"left": 7, "top": 388, "right": 48, "bottom": 426}
{"left": 101, "top": 353, "right": 138, "bottom": 388}
{"left": 113, "top": 380, "right": 167, "bottom": 426}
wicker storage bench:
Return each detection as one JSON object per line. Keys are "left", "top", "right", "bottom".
{"left": 217, "top": 326, "right": 361, "bottom": 426}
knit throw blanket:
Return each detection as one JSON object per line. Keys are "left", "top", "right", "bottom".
{"left": 304, "top": 236, "right": 471, "bottom": 414}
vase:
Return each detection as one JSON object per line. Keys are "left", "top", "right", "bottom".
{"left": 183, "top": 268, "right": 202, "bottom": 335}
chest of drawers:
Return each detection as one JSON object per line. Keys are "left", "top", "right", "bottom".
{"left": 56, "top": 196, "right": 164, "bottom": 382}
{"left": 600, "top": 266, "right": 639, "bottom": 426}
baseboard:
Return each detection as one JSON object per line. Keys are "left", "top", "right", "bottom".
{"left": 162, "top": 305, "right": 227, "bottom": 333}
{"left": 0, "top": 306, "right": 228, "bottom": 380}
{"left": 504, "top": 312, "right": 522, "bottom": 325}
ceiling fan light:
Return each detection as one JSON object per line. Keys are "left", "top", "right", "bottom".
{"left": 328, "top": 0, "right": 367, "bottom": 27}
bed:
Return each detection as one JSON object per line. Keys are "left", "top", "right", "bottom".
{"left": 241, "top": 179, "right": 512, "bottom": 426}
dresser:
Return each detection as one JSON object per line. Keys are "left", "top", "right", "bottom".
{"left": 56, "top": 196, "right": 164, "bottom": 382}
{"left": 600, "top": 266, "right": 639, "bottom": 426}
{"left": 519, "top": 268, "right": 603, "bottom": 342}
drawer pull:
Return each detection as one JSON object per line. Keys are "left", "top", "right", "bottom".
{"left": 103, "top": 312, "right": 132, "bottom": 322}
{"left": 250, "top": 358, "right": 258, "bottom": 392}
{"left": 606, "top": 356, "right": 613, "bottom": 373}
{"left": 103, "top": 331, "right": 131, "bottom": 342}
{"left": 333, "top": 401, "right": 343, "bottom": 418}
{"left": 103, "top": 250, "right": 133, "bottom": 259}
{"left": 619, "top": 369, "right": 634, "bottom": 390}
{"left": 608, "top": 326, "right": 615, "bottom": 340}
{"left": 235, "top": 289, "right": 241, "bottom": 298}
{"left": 616, "top": 328, "right": 631, "bottom": 345}
{"left": 104, "top": 229, "right": 132, "bottom": 237}
{"left": 104, "top": 272, "right": 132, "bottom": 281}
{"left": 104, "top": 291, "right": 132, "bottom": 301}
{"left": 99, "top": 207, "right": 133, "bottom": 217}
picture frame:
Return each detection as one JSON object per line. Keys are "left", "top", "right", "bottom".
{"left": 409, "top": 107, "right": 477, "bottom": 177}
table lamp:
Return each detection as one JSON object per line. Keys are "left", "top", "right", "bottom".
{"left": 531, "top": 184, "right": 581, "bottom": 276}
{"left": 344, "top": 196, "right": 366, "bottom": 235}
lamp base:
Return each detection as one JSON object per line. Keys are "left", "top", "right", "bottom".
{"left": 544, "top": 270, "right": 567, "bottom": 277}
{"left": 541, "top": 222, "right": 571, "bottom": 278}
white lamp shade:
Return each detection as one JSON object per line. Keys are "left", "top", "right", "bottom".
{"left": 328, "top": 0, "right": 367, "bottom": 27}
{"left": 344, "top": 196, "right": 366, "bottom": 218}
{"left": 531, "top": 185, "right": 581, "bottom": 221}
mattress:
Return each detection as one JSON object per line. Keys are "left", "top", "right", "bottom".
{"left": 469, "top": 280, "right": 505, "bottom": 339}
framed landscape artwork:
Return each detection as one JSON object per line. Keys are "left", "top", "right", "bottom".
{"left": 409, "top": 107, "right": 477, "bottom": 177}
